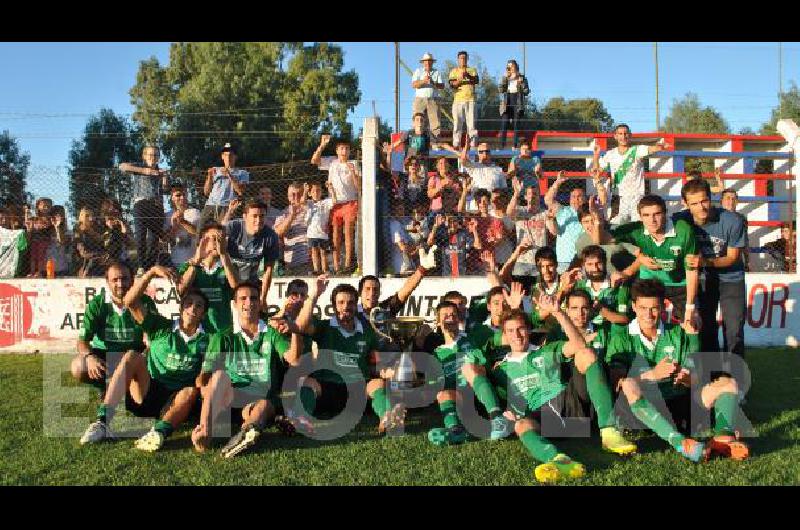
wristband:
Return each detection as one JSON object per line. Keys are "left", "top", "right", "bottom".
{"left": 686, "top": 304, "right": 696, "bottom": 310}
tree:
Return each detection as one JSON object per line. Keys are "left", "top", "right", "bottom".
{"left": 0, "top": 131, "right": 31, "bottom": 210}
{"left": 68, "top": 108, "right": 142, "bottom": 219}
{"left": 129, "top": 42, "right": 360, "bottom": 172}
{"left": 663, "top": 93, "right": 730, "bottom": 134}
{"left": 761, "top": 82, "right": 800, "bottom": 135}
{"left": 535, "top": 97, "right": 614, "bottom": 132}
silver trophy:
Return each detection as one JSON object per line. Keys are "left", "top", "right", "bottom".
{"left": 370, "top": 308, "right": 426, "bottom": 390}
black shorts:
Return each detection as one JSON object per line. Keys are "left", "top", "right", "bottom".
{"left": 313, "top": 371, "right": 352, "bottom": 419}
{"left": 615, "top": 388, "right": 693, "bottom": 435}
{"left": 125, "top": 378, "right": 177, "bottom": 419}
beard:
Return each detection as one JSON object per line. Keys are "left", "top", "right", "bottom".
{"left": 585, "top": 269, "right": 606, "bottom": 282}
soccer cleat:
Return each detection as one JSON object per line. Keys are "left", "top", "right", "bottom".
{"left": 220, "top": 424, "right": 261, "bottom": 458}
{"left": 274, "top": 414, "right": 315, "bottom": 437}
{"left": 489, "top": 415, "right": 512, "bottom": 441}
{"left": 428, "top": 424, "right": 467, "bottom": 446}
{"left": 708, "top": 436, "right": 750, "bottom": 461}
{"left": 677, "top": 438, "right": 709, "bottom": 463}
{"left": 134, "top": 428, "right": 165, "bottom": 452}
{"left": 428, "top": 427, "right": 449, "bottom": 446}
{"left": 80, "top": 420, "right": 114, "bottom": 445}
{"left": 378, "top": 403, "right": 407, "bottom": 435}
{"left": 534, "top": 454, "right": 585, "bottom": 484}
{"left": 601, "top": 427, "right": 638, "bottom": 456}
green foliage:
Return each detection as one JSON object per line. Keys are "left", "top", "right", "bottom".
{"left": 129, "top": 43, "right": 360, "bottom": 170}
{"left": 0, "top": 130, "right": 31, "bottom": 209}
{"left": 535, "top": 97, "right": 615, "bottom": 132}
{"left": 663, "top": 93, "right": 730, "bottom": 134}
{"left": 68, "top": 108, "right": 142, "bottom": 219}
{"left": 761, "top": 82, "right": 800, "bottom": 135}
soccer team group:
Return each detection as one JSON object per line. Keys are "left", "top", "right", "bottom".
{"left": 70, "top": 131, "right": 752, "bottom": 483}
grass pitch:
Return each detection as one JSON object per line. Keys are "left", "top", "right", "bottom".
{"left": 0, "top": 348, "right": 798, "bottom": 485}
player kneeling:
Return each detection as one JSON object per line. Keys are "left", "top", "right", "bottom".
{"left": 492, "top": 300, "right": 635, "bottom": 484}
{"left": 607, "top": 279, "right": 748, "bottom": 461}
{"left": 192, "top": 282, "right": 300, "bottom": 458}
{"left": 80, "top": 266, "right": 209, "bottom": 452}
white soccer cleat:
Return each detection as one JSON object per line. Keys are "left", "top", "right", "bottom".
{"left": 80, "top": 420, "right": 114, "bottom": 445}
{"left": 134, "top": 428, "right": 165, "bottom": 452}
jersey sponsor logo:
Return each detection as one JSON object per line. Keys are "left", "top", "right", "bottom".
{"left": 531, "top": 356, "right": 545, "bottom": 369}
{"left": 333, "top": 351, "right": 360, "bottom": 368}
{"left": 165, "top": 351, "right": 196, "bottom": 371}
{"left": 235, "top": 358, "right": 268, "bottom": 378}
{"left": 105, "top": 326, "right": 135, "bottom": 342}
{"left": 512, "top": 373, "right": 540, "bottom": 394}
{"left": 656, "top": 257, "right": 677, "bottom": 271}
{"left": 669, "top": 245, "right": 683, "bottom": 257}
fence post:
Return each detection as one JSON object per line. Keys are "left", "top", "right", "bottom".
{"left": 776, "top": 119, "right": 799, "bottom": 264}
{"left": 361, "top": 117, "right": 379, "bottom": 276}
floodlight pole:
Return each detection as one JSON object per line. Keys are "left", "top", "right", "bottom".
{"left": 654, "top": 42, "right": 660, "bottom": 131}
{"left": 395, "top": 42, "right": 400, "bottom": 133}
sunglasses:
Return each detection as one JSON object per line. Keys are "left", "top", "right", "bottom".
{"left": 478, "top": 150, "right": 490, "bottom": 154}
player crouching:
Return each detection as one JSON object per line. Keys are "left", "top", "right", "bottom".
{"left": 80, "top": 265, "right": 210, "bottom": 452}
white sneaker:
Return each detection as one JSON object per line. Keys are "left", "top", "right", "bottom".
{"left": 134, "top": 428, "right": 165, "bottom": 452}
{"left": 80, "top": 420, "right": 114, "bottom": 445}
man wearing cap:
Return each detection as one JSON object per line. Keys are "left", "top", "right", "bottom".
{"left": 201, "top": 143, "right": 250, "bottom": 229}
{"left": 411, "top": 53, "right": 445, "bottom": 139}
{"left": 119, "top": 145, "right": 169, "bottom": 272}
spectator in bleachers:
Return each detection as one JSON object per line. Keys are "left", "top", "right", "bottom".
{"left": 201, "top": 143, "right": 250, "bottom": 229}
{"left": 506, "top": 177, "right": 548, "bottom": 277}
{"left": 311, "top": 134, "right": 360, "bottom": 275}
{"left": 544, "top": 171, "right": 587, "bottom": 269}
{"left": 46, "top": 205, "right": 72, "bottom": 277}
{"left": 24, "top": 198, "right": 54, "bottom": 277}
{"left": 225, "top": 200, "right": 281, "bottom": 306}
{"left": 273, "top": 182, "right": 311, "bottom": 276}
{"left": 411, "top": 52, "right": 444, "bottom": 140}
{"left": 388, "top": 195, "right": 417, "bottom": 275}
{"left": 427, "top": 213, "right": 482, "bottom": 277}
{"left": 258, "top": 184, "right": 283, "bottom": 229}
{"left": 719, "top": 187, "right": 749, "bottom": 271}
{"left": 164, "top": 183, "right": 200, "bottom": 268}
{"left": 391, "top": 114, "right": 435, "bottom": 172}
{"left": 764, "top": 221, "right": 796, "bottom": 273}
{"left": 74, "top": 207, "right": 112, "bottom": 278}
{"left": 403, "top": 156, "right": 429, "bottom": 211}
{"left": 457, "top": 188, "right": 508, "bottom": 270}
{"left": 100, "top": 198, "right": 131, "bottom": 265}
{"left": 119, "top": 145, "right": 168, "bottom": 273}
{"left": 448, "top": 51, "right": 479, "bottom": 149}
{"left": 452, "top": 142, "right": 507, "bottom": 211}
{"left": 305, "top": 181, "right": 336, "bottom": 275}
{"left": 0, "top": 207, "right": 28, "bottom": 279}
{"left": 507, "top": 141, "right": 541, "bottom": 194}
{"left": 498, "top": 59, "right": 530, "bottom": 150}
{"left": 488, "top": 189, "right": 516, "bottom": 265}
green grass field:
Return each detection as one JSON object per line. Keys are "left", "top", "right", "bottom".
{"left": 1, "top": 348, "right": 798, "bottom": 486}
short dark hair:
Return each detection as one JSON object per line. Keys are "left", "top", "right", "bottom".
{"left": 404, "top": 156, "right": 419, "bottom": 170}
{"left": 637, "top": 194, "right": 667, "bottom": 213}
{"left": 474, "top": 188, "right": 491, "bottom": 202}
{"left": 358, "top": 275, "right": 380, "bottom": 295}
{"left": 580, "top": 245, "right": 607, "bottom": 264}
{"left": 234, "top": 281, "right": 261, "bottom": 299}
{"left": 181, "top": 288, "right": 209, "bottom": 313}
{"left": 331, "top": 283, "right": 359, "bottom": 306}
{"left": 681, "top": 178, "right": 711, "bottom": 200}
{"left": 457, "top": 50, "right": 468, "bottom": 58}
{"left": 335, "top": 140, "right": 350, "bottom": 148}
{"left": 535, "top": 246, "right": 557, "bottom": 265}
{"left": 487, "top": 286, "right": 506, "bottom": 302}
{"left": 577, "top": 203, "right": 592, "bottom": 222}
{"left": 169, "top": 183, "right": 185, "bottom": 194}
{"left": 443, "top": 290, "right": 466, "bottom": 305}
{"left": 199, "top": 222, "right": 225, "bottom": 240}
{"left": 565, "top": 288, "right": 592, "bottom": 307}
{"left": 286, "top": 279, "right": 309, "bottom": 295}
{"left": 244, "top": 200, "right": 267, "bottom": 214}
{"left": 631, "top": 279, "right": 666, "bottom": 302}
{"left": 436, "top": 300, "right": 460, "bottom": 320}
{"left": 721, "top": 188, "right": 738, "bottom": 198}
{"left": 614, "top": 123, "right": 631, "bottom": 134}
{"left": 500, "top": 308, "right": 530, "bottom": 330}
{"left": 105, "top": 260, "right": 132, "bottom": 279}
{"left": 412, "top": 112, "right": 426, "bottom": 121}
{"left": 519, "top": 140, "right": 530, "bottom": 148}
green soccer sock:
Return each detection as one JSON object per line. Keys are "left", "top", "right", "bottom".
{"left": 713, "top": 392, "right": 738, "bottom": 437}
{"left": 97, "top": 403, "right": 113, "bottom": 424}
{"left": 472, "top": 375, "right": 501, "bottom": 416}
{"left": 439, "top": 399, "right": 460, "bottom": 429}
{"left": 370, "top": 387, "right": 390, "bottom": 418}
{"left": 520, "top": 429, "right": 559, "bottom": 463}
{"left": 585, "top": 362, "right": 615, "bottom": 428}
{"left": 299, "top": 386, "right": 317, "bottom": 416}
{"left": 630, "top": 398, "right": 685, "bottom": 451}
{"left": 154, "top": 419, "right": 174, "bottom": 438}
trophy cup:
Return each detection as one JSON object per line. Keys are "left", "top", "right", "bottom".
{"left": 370, "top": 308, "right": 426, "bottom": 391}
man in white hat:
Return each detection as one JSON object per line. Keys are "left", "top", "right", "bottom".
{"left": 411, "top": 52, "right": 444, "bottom": 139}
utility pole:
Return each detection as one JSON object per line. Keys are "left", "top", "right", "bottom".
{"left": 394, "top": 42, "right": 400, "bottom": 132}
{"left": 779, "top": 42, "right": 784, "bottom": 118}
{"left": 654, "top": 42, "right": 660, "bottom": 131}
{"left": 522, "top": 42, "right": 527, "bottom": 75}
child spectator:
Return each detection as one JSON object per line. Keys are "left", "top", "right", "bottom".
{"left": 391, "top": 112, "right": 435, "bottom": 172}
{"left": 164, "top": 183, "right": 201, "bottom": 267}
{"left": 305, "top": 181, "right": 336, "bottom": 275}
{"left": 46, "top": 205, "right": 73, "bottom": 276}
{"left": 507, "top": 141, "right": 542, "bottom": 194}
{"left": 427, "top": 213, "right": 482, "bottom": 276}
{"left": 25, "top": 198, "right": 54, "bottom": 277}
{"left": 73, "top": 207, "right": 111, "bottom": 278}
{"left": 404, "top": 156, "right": 429, "bottom": 211}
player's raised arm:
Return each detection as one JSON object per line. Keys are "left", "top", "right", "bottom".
{"left": 124, "top": 265, "right": 178, "bottom": 323}
{"left": 296, "top": 274, "right": 329, "bottom": 335}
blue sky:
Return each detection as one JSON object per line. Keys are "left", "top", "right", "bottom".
{"left": 1, "top": 42, "right": 798, "bottom": 207}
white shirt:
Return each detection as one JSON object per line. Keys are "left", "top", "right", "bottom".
{"left": 462, "top": 159, "right": 507, "bottom": 192}
{"left": 164, "top": 207, "right": 200, "bottom": 266}
{"left": 305, "top": 198, "right": 335, "bottom": 240}
{"left": 598, "top": 145, "right": 649, "bottom": 197}
{"left": 389, "top": 218, "right": 413, "bottom": 274}
{"left": 412, "top": 67, "right": 443, "bottom": 99}
{"left": 320, "top": 156, "right": 360, "bottom": 203}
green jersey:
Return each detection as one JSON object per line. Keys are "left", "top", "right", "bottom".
{"left": 79, "top": 292, "right": 156, "bottom": 352}
{"left": 177, "top": 261, "right": 233, "bottom": 333}
{"left": 202, "top": 320, "right": 289, "bottom": 398}
{"left": 491, "top": 342, "right": 567, "bottom": 416}
{"left": 606, "top": 319, "right": 700, "bottom": 400}
{"left": 311, "top": 317, "right": 378, "bottom": 384}
{"left": 575, "top": 278, "right": 631, "bottom": 335}
{"left": 611, "top": 219, "right": 697, "bottom": 286}
{"left": 546, "top": 322, "right": 608, "bottom": 361}
{"left": 140, "top": 309, "right": 209, "bottom": 391}
{"left": 431, "top": 333, "right": 486, "bottom": 389}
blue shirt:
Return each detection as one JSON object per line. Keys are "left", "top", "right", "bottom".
{"left": 206, "top": 168, "right": 250, "bottom": 206}
{"left": 225, "top": 219, "right": 280, "bottom": 282}
{"left": 555, "top": 206, "right": 584, "bottom": 265}
{"left": 673, "top": 207, "right": 746, "bottom": 282}
{"left": 511, "top": 155, "right": 541, "bottom": 192}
